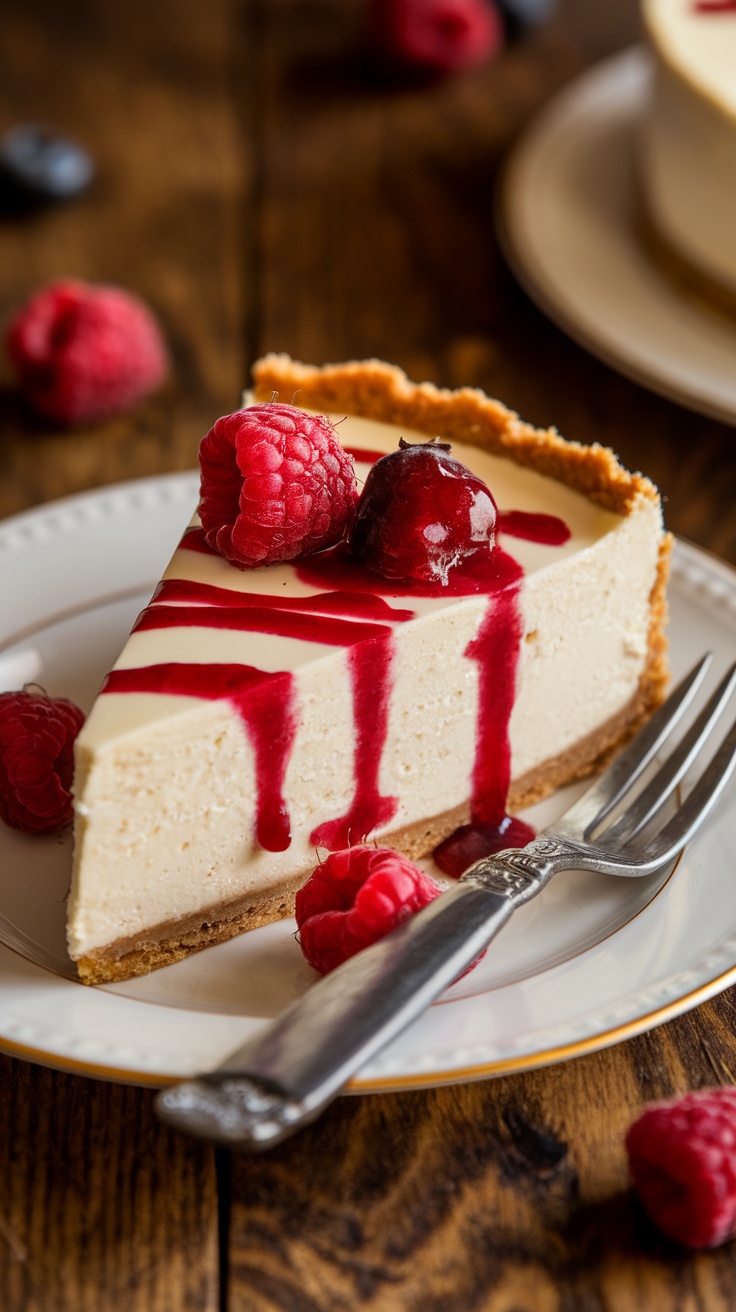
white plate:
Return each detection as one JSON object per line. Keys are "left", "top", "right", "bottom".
{"left": 1, "top": 474, "right": 736, "bottom": 1089}
{"left": 497, "top": 48, "right": 736, "bottom": 428}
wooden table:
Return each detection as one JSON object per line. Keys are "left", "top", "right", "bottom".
{"left": 2, "top": 1, "right": 736, "bottom": 1306}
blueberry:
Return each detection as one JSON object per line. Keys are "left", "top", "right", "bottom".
{"left": 496, "top": 0, "right": 555, "bottom": 32}
{"left": 0, "top": 124, "right": 94, "bottom": 206}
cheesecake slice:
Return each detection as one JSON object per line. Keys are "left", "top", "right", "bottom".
{"left": 68, "top": 357, "right": 670, "bottom": 984}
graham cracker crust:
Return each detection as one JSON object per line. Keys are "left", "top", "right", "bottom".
{"left": 75, "top": 358, "right": 670, "bottom": 986}
{"left": 252, "top": 354, "right": 663, "bottom": 518}
{"left": 76, "top": 877, "right": 307, "bottom": 985}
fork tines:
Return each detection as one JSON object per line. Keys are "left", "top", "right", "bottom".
{"left": 556, "top": 654, "right": 736, "bottom": 869}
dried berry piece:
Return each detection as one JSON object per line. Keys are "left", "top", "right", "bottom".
{"left": 0, "top": 689, "right": 85, "bottom": 834}
{"left": 198, "top": 403, "right": 358, "bottom": 569}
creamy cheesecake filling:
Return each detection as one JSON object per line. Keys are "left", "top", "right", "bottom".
{"left": 69, "top": 408, "right": 664, "bottom": 970}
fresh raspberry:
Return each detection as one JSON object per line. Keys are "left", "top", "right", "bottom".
{"left": 369, "top": 0, "right": 503, "bottom": 75}
{"left": 0, "top": 689, "right": 85, "bottom": 833}
{"left": 295, "top": 846, "right": 442, "bottom": 974}
{"left": 6, "top": 279, "right": 168, "bottom": 424}
{"left": 198, "top": 403, "right": 358, "bottom": 569}
{"left": 626, "top": 1088, "right": 736, "bottom": 1247}
{"left": 350, "top": 437, "right": 498, "bottom": 586}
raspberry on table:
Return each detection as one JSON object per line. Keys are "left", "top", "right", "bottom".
{"left": 295, "top": 846, "right": 443, "bottom": 975}
{"left": 369, "top": 0, "right": 503, "bottom": 75}
{"left": 0, "top": 689, "right": 85, "bottom": 834}
{"left": 6, "top": 279, "right": 168, "bottom": 424}
{"left": 198, "top": 402, "right": 358, "bottom": 569}
{"left": 626, "top": 1087, "right": 736, "bottom": 1248}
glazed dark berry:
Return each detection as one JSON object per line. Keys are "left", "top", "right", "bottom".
{"left": 350, "top": 437, "right": 498, "bottom": 586}
{"left": 0, "top": 124, "right": 94, "bottom": 204}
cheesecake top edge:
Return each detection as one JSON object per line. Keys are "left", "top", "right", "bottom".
{"left": 251, "top": 354, "right": 661, "bottom": 520}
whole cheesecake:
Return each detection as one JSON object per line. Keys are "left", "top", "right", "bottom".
{"left": 640, "top": 0, "right": 736, "bottom": 309}
{"left": 68, "top": 357, "right": 670, "bottom": 984}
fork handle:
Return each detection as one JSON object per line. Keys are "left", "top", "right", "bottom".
{"left": 156, "top": 839, "right": 568, "bottom": 1149}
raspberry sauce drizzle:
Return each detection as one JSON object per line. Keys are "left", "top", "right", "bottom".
{"left": 114, "top": 558, "right": 411, "bottom": 853}
{"left": 180, "top": 526, "right": 220, "bottom": 554}
{"left": 295, "top": 541, "right": 521, "bottom": 596}
{"left": 133, "top": 494, "right": 571, "bottom": 866}
{"left": 298, "top": 542, "right": 538, "bottom": 873}
{"left": 102, "top": 664, "right": 296, "bottom": 852}
{"left": 134, "top": 602, "right": 395, "bottom": 649}
{"left": 153, "top": 577, "right": 414, "bottom": 622}
{"left": 169, "top": 530, "right": 407, "bottom": 848}
{"left": 310, "top": 633, "right": 398, "bottom": 851}
{"left": 433, "top": 567, "right": 536, "bottom": 878}
{"left": 498, "top": 510, "right": 570, "bottom": 546}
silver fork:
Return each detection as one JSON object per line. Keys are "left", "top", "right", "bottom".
{"left": 156, "top": 653, "right": 736, "bottom": 1150}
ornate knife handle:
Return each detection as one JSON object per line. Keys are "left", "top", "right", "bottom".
{"left": 157, "top": 835, "right": 582, "bottom": 1150}
{"left": 461, "top": 835, "right": 578, "bottom": 900}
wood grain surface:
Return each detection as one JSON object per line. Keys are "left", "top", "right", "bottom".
{"left": 0, "top": 1056, "right": 219, "bottom": 1310}
{"left": 229, "top": 1000, "right": 736, "bottom": 1311}
{"left": 2, "top": 0, "right": 736, "bottom": 1308}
